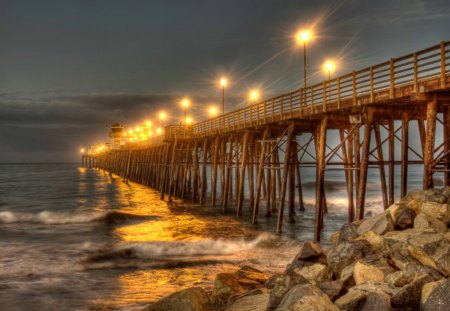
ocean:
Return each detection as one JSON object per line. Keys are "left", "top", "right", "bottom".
{"left": 0, "top": 163, "right": 431, "bottom": 310}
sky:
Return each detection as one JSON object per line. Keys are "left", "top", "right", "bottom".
{"left": 0, "top": 0, "right": 449, "bottom": 162}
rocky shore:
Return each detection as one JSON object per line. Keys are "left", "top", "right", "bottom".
{"left": 143, "top": 188, "right": 450, "bottom": 311}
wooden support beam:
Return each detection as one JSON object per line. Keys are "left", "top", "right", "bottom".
{"left": 340, "top": 128, "right": 354, "bottom": 222}
{"left": 314, "top": 118, "right": 327, "bottom": 241}
{"left": 248, "top": 138, "right": 255, "bottom": 209}
{"left": 193, "top": 141, "right": 199, "bottom": 202}
{"left": 200, "top": 139, "right": 208, "bottom": 204}
{"left": 211, "top": 137, "right": 220, "bottom": 206}
{"left": 237, "top": 132, "right": 250, "bottom": 216}
{"left": 223, "top": 139, "right": 233, "bottom": 213}
{"left": 288, "top": 140, "right": 296, "bottom": 223}
{"left": 277, "top": 123, "right": 295, "bottom": 233}
{"left": 388, "top": 118, "right": 395, "bottom": 205}
{"left": 295, "top": 145, "right": 305, "bottom": 211}
{"left": 401, "top": 112, "right": 409, "bottom": 197}
{"left": 356, "top": 110, "right": 373, "bottom": 220}
{"left": 423, "top": 97, "right": 438, "bottom": 189}
{"left": 445, "top": 107, "right": 450, "bottom": 187}
{"left": 252, "top": 127, "right": 270, "bottom": 224}
{"left": 374, "top": 124, "right": 388, "bottom": 210}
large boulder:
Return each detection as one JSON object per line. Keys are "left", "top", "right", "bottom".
{"left": 285, "top": 241, "right": 326, "bottom": 274}
{"left": 357, "top": 212, "right": 395, "bottom": 236}
{"left": 391, "top": 273, "right": 433, "bottom": 308}
{"left": 226, "top": 288, "right": 269, "bottom": 311}
{"left": 142, "top": 287, "right": 212, "bottom": 311}
{"left": 385, "top": 264, "right": 442, "bottom": 287}
{"left": 293, "top": 263, "right": 333, "bottom": 285}
{"left": 353, "top": 261, "right": 385, "bottom": 285}
{"left": 317, "top": 280, "right": 345, "bottom": 301}
{"left": 334, "top": 291, "right": 366, "bottom": 311}
{"left": 356, "top": 231, "right": 384, "bottom": 252}
{"left": 421, "top": 278, "right": 450, "bottom": 311}
{"left": 275, "top": 284, "right": 339, "bottom": 311}
{"left": 414, "top": 212, "right": 447, "bottom": 233}
{"left": 337, "top": 221, "right": 362, "bottom": 244}
{"left": 393, "top": 206, "right": 416, "bottom": 230}
{"left": 266, "top": 273, "right": 308, "bottom": 311}
{"left": 360, "top": 291, "right": 391, "bottom": 311}
{"left": 406, "top": 231, "right": 450, "bottom": 277}
{"left": 327, "top": 240, "right": 373, "bottom": 277}
{"left": 421, "top": 202, "right": 450, "bottom": 225}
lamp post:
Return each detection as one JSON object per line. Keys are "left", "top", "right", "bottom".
{"left": 249, "top": 89, "right": 259, "bottom": 104}
{"left": 296, "top": 30, "right": 312, "bottom": 89}
{"left": 158, "top": 111, "right": 166, "bottom": 128}
{"left": 181, "top": 99, "right": 189, "bottom": 125}
{"left": 220, "top": 78, "right": 227, "bottom": 114}
{"left": 208, "top": 105, "right": 218, "bottom": 118}
{"left": 323, "top": 60, "right": 336, "bottom": 81}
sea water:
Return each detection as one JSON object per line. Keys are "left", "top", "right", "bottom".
{"left": 0, "top": 163, "right": 431, "bottom": 310}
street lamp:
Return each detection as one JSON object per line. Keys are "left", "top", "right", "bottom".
{"left": 249, "top": 89, "right": 259, "bottom": 104}
{"left": 323, "top": 60, "right": 336, "bottom": 80}
{"left": 219, "top": 77, "right": 227, "bottom": 114}
{"left": 181, "top": 99, "right": 189, "bottom": 124}
{"left": 208, "top": 105, "right": 219, "bottom": 117}
{"left": 185, "top": 116, "right": 193, "bottom": 125}
{"left": 80, "top": 148, "right": 85, "bottom": 154}
{"left": 158, "top": 111, "right": 167, "bottom": 127}
{"left": 296, "top": 29, "right": 313, "bottom": 88}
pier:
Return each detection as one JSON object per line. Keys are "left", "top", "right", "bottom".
{"left": 88, "top": 42, "right": 450, "bottom": 242}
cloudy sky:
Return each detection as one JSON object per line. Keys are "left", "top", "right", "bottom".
{"left": 0, "top": 0, "right": 449, "bottom": 162}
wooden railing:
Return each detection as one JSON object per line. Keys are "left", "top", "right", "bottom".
{"left": 193, "top": 41, "right": 449, "bottom": 137}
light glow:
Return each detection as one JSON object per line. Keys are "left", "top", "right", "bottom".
{"left": 249, "top": 90, "right": 260, "bottom": 102}
{"left": 185, "top": 117, "right": 193, "bottom": 125}
{"left": 208, "top": 106, "right": 218, "bottom": 117}
{"left": 181, "top": 99, "right": 189, "bottom": 108}
{"left": 158, "top": 111, "right": 167, "bottom": 120}
{"left": 80, "top": 148, "right": 85, "bottom": 153}
{"left": 296, "top": 29, "right": 312, "bottom": 45}
{"left": 220, "top": 78, "right": 228, "bottom": 87}
{"left": 323, "top": 60, "right": 336, "bottom": 75}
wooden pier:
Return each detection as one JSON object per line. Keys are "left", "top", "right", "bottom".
{"left": 89, "top": 42, "right": 450, "bottom": 241}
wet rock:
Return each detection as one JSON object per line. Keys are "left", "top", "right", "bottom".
{"left": 340, "top": 263, "right": 356, "bottom": 287}
{"left": 421, "top": 278, "right": 450, "bottom": 311}
{"left": 414, "top": 212, "right": 447, "bottom": 233}
{"left": 421, "top": 202, "right": 450, "bottom": 225}
{"left": 226, "top": 288, "right": 269, "bottom": 311}
{"left": 142, "top": 287, "right": 212, "bottom": 311}
{"left": 292, "top": 241, "right": 325, "bottom": 261}
{"left": 406, "top": 231, "right": 450, "bottom": 277}
{"left": 337, "top": 221, "right": 361, "bottom": 244}
{"left": 210, "top": 273, "right": 245, "bottom": 305}
{"left": 353, "top": 260, "right": 385, "bottom": 285}
{"left": 393, "top": 206, "right": 416, "bottom": 230}
{"left": 275, "top": 284, "right": 339, "bottom": 311}
{"left": 236, "top": 266, "right": 268, "bottom": 285}
{"left": 266, "top": 273, "right": 308, "bottom": 311}
{"left": 327, "top": 240, "right": 372, "bottom": 277}
{"left": 425, "top": 194, "right": 447, "bottom": 204}
{"left": 360, "top": 291, "right": 391, "bottom": 311}
{"left": 356, "top": 231, "right": 384, "bottom": 252}
{"left": 317, "top": 280, "right": 345, "bottom": 301}
{"left": 357, "top": 212, "right": 395, "bottom": 236}
{"left": 293, "top": 263, "right": 333, "bottom": 285}
{"left": 391, "top": 273, "right": 432, "bottom": 308}
{"left": 334, "top": 291, "right": 366, "bottom": 311}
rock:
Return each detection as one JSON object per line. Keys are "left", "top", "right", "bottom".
{"left": 211, "top": 267, "right": 268, "bottom": 305}
{"left": 330, "top": 231, "right": 340, "bottom": 246}
{"left": 353, "top": 260, "right": 385, "bottom": 285}
{"left": 356, "top": 231, "right": 384, "bottom": 252}
{"left": 293, "top": 263, "right": 333, "bottom": 285}
{"left": 327, "top": 240, "right": 372, "bottom": 277}
{"left": 425, "top": 194, "right": 447, "bottom": 204}
{"left": 226, "top": 289, "right": 269, "bottom": 311}
{"left": 210, "top": 273, "right": 245, "bottom": 305}
{"left": 236, "top": 266, "right": 268, "bottom": 285}
{"left": 349, "top": 282, "right": 397, "bottom": 297}
{"left": 414, "top": 213, "right": 447, "bottom": 233}
{"left": 393, "top": 206, "right": 416, "bottom": 230}
{"left": 360, "top": 291, "right": 391, "bottom": 311}
{"left": 406, "top": 231, "right": 450, "bottom": 276}
{"left": 142, "top": 287, "right": 212, "bottom": 311}
{"left": 266, "top": 273, "right": 308, "bottom": 311}
{"left": 385, "top": 263, "right": 442, "bottom": 288}
{"left": 443, "top": 186, "right": 450, "bottom": 197}
{"left": 293, "top": 241, "right": 325, "bottom": 261}
{"left": 334, "top": 291, "right": 366, "bottom": 311}
{"left": 421, "top": 278, "right": 450, "bottom": 311}
{"left": 275, "top": 284, "right": 339, "bottom": 311}
{"left": 337, "top": 222, "right": 361, "bottom": 244}
{"left": 317, "top": 280, "right": 345, "bottom": 301}
{"left": 421, "top": 201, "right": 450, "bottom": 225}
{"left": 357, "top": 212, "right": 395, "bottom": 236}
{"left": 340, "top": 263, "right": 356, "bottom": 287}
{"left": 391, "top": 273, "right": 432, "bottom": 308}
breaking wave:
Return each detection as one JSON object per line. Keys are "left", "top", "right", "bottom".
{"left": 0, "top": 210, "right": 155, "bottom": 225}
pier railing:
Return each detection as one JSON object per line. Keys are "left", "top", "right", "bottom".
{"left": 193, "top": 41, "right": 449, "bottom": 137}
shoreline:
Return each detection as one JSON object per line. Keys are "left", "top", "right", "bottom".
{"left": 142, "top": 187, "right": 450, "bottom": 311}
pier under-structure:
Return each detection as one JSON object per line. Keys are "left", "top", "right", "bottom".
{"left": 90, "top": 42, "right": 450, "bottom": 241}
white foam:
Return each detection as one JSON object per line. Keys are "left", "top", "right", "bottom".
{"left": 0, "top": 210, "right": 104, "bottom": 224}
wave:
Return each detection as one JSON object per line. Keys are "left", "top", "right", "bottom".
{"left": 0, "top": 210, "right": 155, "bottom": 225}
{"left": 85, "top": 233, "right": 280, "bottom": 264}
